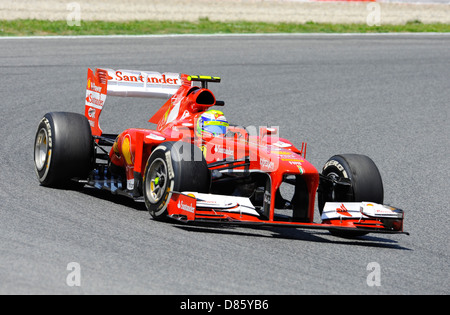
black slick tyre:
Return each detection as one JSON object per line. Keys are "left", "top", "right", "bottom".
{"left": 318, "top": 154, "right": 384, "bottom": 237}
{"left": 34, "top": 112, "right": 93, "bottom": 187}
{"left": 143, "top": 141, "right": 210, "bottom": 220}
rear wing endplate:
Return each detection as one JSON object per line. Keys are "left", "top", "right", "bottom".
{"left": 85, "top": 68, "right": 189, "bottom": 136}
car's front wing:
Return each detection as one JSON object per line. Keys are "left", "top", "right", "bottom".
{"left": 166, "top": 192, "right": 408, "bottom": 235}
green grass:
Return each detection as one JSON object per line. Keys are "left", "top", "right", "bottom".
{"left": 1, "top": 18, "right": 449, "bottom": 36}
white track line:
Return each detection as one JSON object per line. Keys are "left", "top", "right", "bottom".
{"left": 1, "top": 32, "right": 450, "bottom": 40}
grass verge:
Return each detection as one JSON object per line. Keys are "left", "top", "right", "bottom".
{"left": 1, "top": 18, "right": 449, "bottom": 36}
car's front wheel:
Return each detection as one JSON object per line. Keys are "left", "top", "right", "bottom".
{"left": 143, "top": 141, "right": 210, "bottom": 220}
{"left": 318, "top": 154, "right": 384, "bottom": 237}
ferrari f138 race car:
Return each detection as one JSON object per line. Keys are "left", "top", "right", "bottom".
{"left": 34, "top": 68, "right": 407, "bottom": 237}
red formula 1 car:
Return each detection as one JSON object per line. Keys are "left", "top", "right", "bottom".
{"left": 34, "top": 68, "right": 407, "bottom": 237}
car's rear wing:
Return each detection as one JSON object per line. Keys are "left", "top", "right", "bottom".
{"left": 85, "top": 68, "right": 189, "bottom": 136}
{"left": 100, "top": 68, "right": 184, "bottom": 98}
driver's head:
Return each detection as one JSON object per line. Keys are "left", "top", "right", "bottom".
{"left": 196, "top": 110, "right": 229, "bottom": 137}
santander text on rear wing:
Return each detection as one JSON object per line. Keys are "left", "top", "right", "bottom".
{"left": 103, "top": 69, "right": 183, "bottom": 98}
{"left": 85, "top": 68, "right": 189, "bottom": 136}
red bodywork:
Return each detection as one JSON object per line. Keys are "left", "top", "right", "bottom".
{"left": 84, "top": 68, "right": 406, "bottom": 235}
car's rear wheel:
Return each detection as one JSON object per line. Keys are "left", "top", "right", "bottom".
{"left": 34, "top": 112, "right": 93, "bottom": 187}
{"left": 143, "top": 141, "right": 210, "bottom": 220}
{"left": 318, "top": 154, "right": 384, "bottom": 237}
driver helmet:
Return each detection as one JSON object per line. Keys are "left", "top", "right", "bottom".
{"left": 196, "top": 110, "right": 229, "bottom": 137}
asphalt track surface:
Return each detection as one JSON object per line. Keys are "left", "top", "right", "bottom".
{"left": 0, "top": 34, "right": 449, "bottom": 295}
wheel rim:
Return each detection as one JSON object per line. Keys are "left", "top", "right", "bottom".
{"left": 35, "top": 128, "right": 49, "bottom": 171}
{"left": 145, "top": 158, "right": 168, "bottom": 203}
{"left": 327, "top": 172, "right": 339, "bottom": 201}
{"left": 324, "top": 170, "right": 354, "bottom": 203}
